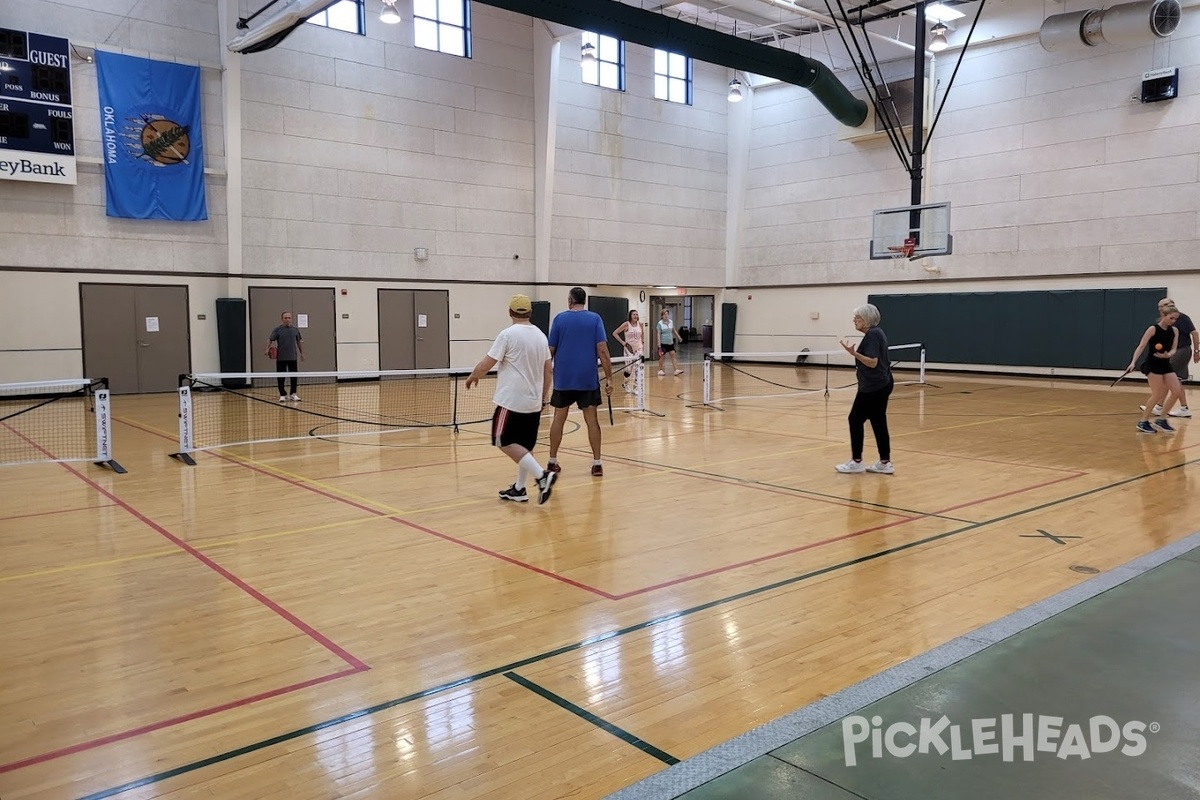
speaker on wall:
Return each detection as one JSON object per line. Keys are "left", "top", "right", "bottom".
{"left": 215, "top": 298, "right": 248, "bottom": 388}
{"left": 531, "top": 300, "right": 551, "bottom": 337}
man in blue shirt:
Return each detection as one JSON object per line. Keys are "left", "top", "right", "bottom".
{"left": 546, "top": 287, "right": 614, "bottom": 477}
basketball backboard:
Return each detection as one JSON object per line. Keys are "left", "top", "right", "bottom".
{"left": 870, "top": 202, "right": 952, "bottom": 260}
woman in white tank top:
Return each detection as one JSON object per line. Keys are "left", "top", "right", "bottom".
{"left": 613, "top": 310, "right": 643, "bottom": 394}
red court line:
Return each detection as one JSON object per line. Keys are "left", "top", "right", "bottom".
{"left": 0, "top": 503, "right": 117, "bottom": 522}
{"left": 113, "top": 418, "right": 1084, "bottom": 603}
{"left": 612, "top": 514, "right": 923, "bottom": 599}
{"left": 900, "top": 447, "right": 1087, "bottom": 473}
{"left": 0, "top": 666, "right": 363, "bottom": 775}
{"left": 930, "top": 472, "right": 1084, "bottom": 516}
{"left": 118, "top": 418, "right": 617, "bottom": 600}
{"left": 609, "top": 471, "right": 1087, "bottom": 599}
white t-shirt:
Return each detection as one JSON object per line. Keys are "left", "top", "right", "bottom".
{"left": 488, "top": 322, "right": 551, "bottom": 413}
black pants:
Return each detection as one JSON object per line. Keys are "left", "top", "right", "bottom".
{"left": 276, "top": 360, "right": 298, "bottom": 395}
{"left": 848, "top": 379, "right": 893, "bottom": 461}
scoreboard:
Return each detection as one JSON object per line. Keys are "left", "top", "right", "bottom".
{"left": 0, "top": 28, "right": 76, "bottom": 185}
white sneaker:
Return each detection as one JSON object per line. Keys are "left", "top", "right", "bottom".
{"left": 290, "top": 394, "right": 301, "bottom": 402}
{"left": 279, "top": 396, "right": 287, "bottom": 403}
{"left": 1139, "top": 404, "right": 1164, "bottom": 415}
{"left": 835, "top": 459, "right": 867, "bottom": 474}
{"left": 658, "top": 370, "right": 666, "bottom": 376}
{"left": 866, "top": 460, "right": 895, "bottom": 474}
{"left": 1169, "top": 407, "right": 1192, "bottom": 418}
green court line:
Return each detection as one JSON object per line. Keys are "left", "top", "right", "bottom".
{"left": 505, "top": 671, "right": 680, "bottom": 766}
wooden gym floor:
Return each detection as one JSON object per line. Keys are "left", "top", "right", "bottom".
{"left": 2, "top": 364, "right": 1199, "bottom": 799}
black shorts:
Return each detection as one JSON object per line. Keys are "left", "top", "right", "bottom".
{"left": 492, "top": 407, "right": 541, "bottom": 450}
{"left": 660, "top": 343, "right": 675, "bottom": 353}
{"left": 550, "top": 388, "right": 602, "bottom": 409}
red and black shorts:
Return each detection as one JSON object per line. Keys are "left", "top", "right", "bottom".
{"left": 492, "top": 406, "right": 541, "bottom": 450}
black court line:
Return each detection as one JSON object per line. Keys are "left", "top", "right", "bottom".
{"left": 504, "top": 672, "right": 680, "bottom": 766}
{"left": 78, "top": 456, "right": 1199, "bottom": 799}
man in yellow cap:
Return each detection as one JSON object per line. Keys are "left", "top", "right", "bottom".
{"left": 466, "top": 294, "right": 557, "bottom": 504}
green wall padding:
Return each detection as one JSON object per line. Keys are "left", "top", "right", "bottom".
{"left": 867, "top": 289, "right": 1166, "bottom": 371}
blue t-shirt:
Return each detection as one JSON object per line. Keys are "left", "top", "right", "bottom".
{"left": 548, "top": 309, "right": 605, "bottom": 390}
{"left": 856, "top": 327, "right": 891, "bottom": 392}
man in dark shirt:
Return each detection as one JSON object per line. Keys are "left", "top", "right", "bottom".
{"left": 267, "top": 312, "right": 304, "bottom": 402}
{"left": 1168, "top": 306, "right": 1198, "bottom": 417}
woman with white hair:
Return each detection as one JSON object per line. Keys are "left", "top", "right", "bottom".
{"left": 835, "top": 304, "right": 895, "bottom": 474}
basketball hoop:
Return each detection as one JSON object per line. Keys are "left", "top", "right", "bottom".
{"left": 887, "top": 237, "right": 917, "bottom": 261}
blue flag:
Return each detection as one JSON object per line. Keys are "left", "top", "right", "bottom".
{"left": 95, "top": 51, "right": 207, "bottom": 221}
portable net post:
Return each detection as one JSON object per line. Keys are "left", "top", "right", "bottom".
{"left": 170, "top": 367, "right": 501, "bottom": 457}
{"left": 0, "top": 377, "right": 125, "bottom": 472}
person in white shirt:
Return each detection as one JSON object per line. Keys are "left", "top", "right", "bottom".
{"left": 465, "top": 295, "right": 558, "bottom": 504}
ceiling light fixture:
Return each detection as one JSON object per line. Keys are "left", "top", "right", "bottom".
{"left": 380, "top": 0, "right": 401, "bottom": 24}
{"left": 928, "top": 22, "right": 949, "bottom": 51}
{"left": 728, "top": 78, "right": 743, "bottom": 102}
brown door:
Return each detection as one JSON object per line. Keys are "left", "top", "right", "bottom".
{"left": 249, "top": 287, "right": 337, "bottom": 381}
{"left": 81, "top": 284, "right": 190, "bottom": 394}
{"left": 378, "top": 289, "right": 415, "bottom": 371}
{"left": 413, "top": 290, "right": 449, "bottom": 369}
{"left": 81, "top": 284, "right": 139, "bottom": 393}
{"left": 379, "top": 289, "right": 449, "bottom": 370}
{"left": 134, "top": 286, "right": 191, "bottom": 393}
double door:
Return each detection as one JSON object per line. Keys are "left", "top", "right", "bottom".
{"left": 80, "top": 283, "right": 191, "bottom": 394}
{"left": 378, "top": 289, "right": 449, "bottom": 370}
{"left": 248, "top": 287, "right": 337, "bottom": 377}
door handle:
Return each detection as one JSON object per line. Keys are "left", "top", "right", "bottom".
{"left": 138, "top": 340, "right": 150, "bottom": 347}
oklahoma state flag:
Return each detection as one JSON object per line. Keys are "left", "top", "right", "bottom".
{"left": 95, "top": 50, "right": 207, "bottom": 220}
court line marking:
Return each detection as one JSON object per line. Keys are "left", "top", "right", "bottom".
{"left": 116, "top": 414, "right": 1081, "bottom": 600}
{"left": 0, "top": 424, "right": 371, "bottom": 775}
{"left": 0, "top": 503, "right": 118, "bottom": 522}
{"left": 504, "top": 672, "right": 680, "bottom": 766}
{"left": 0, "top": 516, "right": 382, "bottom": 584}
{"left": 76, "top": 455, "right": 1200, "bottom": 800}
{"left": 0, "top": 667, "right": 363, "bottom": 775}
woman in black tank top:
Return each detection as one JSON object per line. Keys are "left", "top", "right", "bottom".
{"left": 1129, "top": 305, "right": 1184, "bottom": 434}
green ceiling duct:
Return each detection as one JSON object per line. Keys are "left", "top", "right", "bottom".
{"left": 477, "top": 0, "right": 868, "bottom": 127}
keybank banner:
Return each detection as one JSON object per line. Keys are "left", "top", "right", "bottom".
{"left": 95, "top": 50, "right": 206, "bottom": 221}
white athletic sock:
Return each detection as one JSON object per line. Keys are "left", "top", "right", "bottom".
{"left": 519, "top": 453, "right": 544, "bottom": 481}
{"left": 515, "top": 467, "right": 529, "bottom": 491}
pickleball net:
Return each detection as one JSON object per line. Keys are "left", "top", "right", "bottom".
{"left": 702, "top": 344, "right": 925, "bottom": 406}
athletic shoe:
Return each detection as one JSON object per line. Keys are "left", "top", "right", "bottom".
{"left": 498, "top": 484, "right": 528, "bottom": 502}
{"left": 290, "top": 394, "right": 301, "bottom": 402}
{"left": 279, "top": 396, "right": 288, "bottom": 403}
{"left": 866, "top": 460, "right": 894, "bottom": 474}
{"left": 674, "top": 369, "right": 684, "bottom": 375}
{"left": 591, "top": 463, "right": 604, "bottom": 477}
{"left": 1169, "top": 407, "right": 1192, "bottom": 418}
{"left": 835, "top": 459, "right": 867, "bottom": 473}
{"left": 1137, "top": 420, "right": 1157, "bottom": 434}
{"left": 658, "top": 370, "right": 666, "bottom": 376}
{"left": 1139, "top": 404, "right": 1164, "bottom": 415}
{"left": 545, "top": 462, "right": 561, "bottom": 474}
{"left": 536, "top": 470, "right": 557, "bottom": 504}
{"left": 1154, "top": 419, "right": 1176, "bottom": 433}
